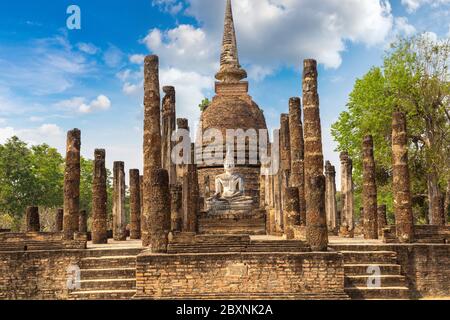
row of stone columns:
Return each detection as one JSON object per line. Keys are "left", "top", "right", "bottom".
{"left": 142, "top": 55, "right": 171, "bottom": 252}
{"left": 25, "top": 206, "right": 87, "bottom": 234}
{"left": 271, "top": 59, "right": 420, "bottom": 247}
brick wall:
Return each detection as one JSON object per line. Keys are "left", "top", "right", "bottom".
{"left": 135, "top": 252, "right": 348, "bottom": 300}
{"left": 0, "top": 250, "right": 83, "bottom": 300}
{"left": 393, "top": 245, "right": 450, "bottom": 298}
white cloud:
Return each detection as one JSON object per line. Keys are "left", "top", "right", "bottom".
{"left": 37, "top": 124, "right": 62, "bottom": 136}
{"left": 142, "top": 24, "right": 218, "bottom": 74}
{"left": 89, "top": 95, "right": 111, "bottom": 111}
{"left": 159, "top": 67, "right": 211, "bottom": 126}
{"left": 123, "top": 82, "right": 142, "bottom": 95}
{"left": 0, "top": 127, "right": 15, "bottom": 144}
{"left": 29, "top": 116, "right": 44, "bottom": 122}
{"left": 103, "top": 45, "right": 124, "bottom": 68}
{"left": 0, "top": 35, "right": 95, "bottom": 96}
{"left": 77, "top": 42, "right": 99, "bottom": 55}
{"left": 0, "top": 124, "right": 63, "bottom": 147}
{"left": 129, "top": 54, "right": 146, "bottom": 64}
{"left": 401, "top": 0, "right": 450, "bottom": 13}
{"left": 0, "top": 118, "right": 6, "bottom": 124}
{"left": 394, "top": 17, "right": 416, "bottom": 36}
{"left": 145, "top": 0, "right": 394, "bottom": 81}
{"left": 54, "top": 95, "right": 111, "bottom": 114}
{"left": 152, "top": 0, "right": 184, "bottom": 15}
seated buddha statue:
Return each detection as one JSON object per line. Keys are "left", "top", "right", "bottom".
{"left": 206, "top": 148, "right": 254, "bottom": 208}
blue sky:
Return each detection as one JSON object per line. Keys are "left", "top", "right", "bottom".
{"left": 0, "top": 0, "right": 449, "bottom": 183}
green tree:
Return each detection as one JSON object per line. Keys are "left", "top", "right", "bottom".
{"left": 30, "top": 144, "right": 64, "bottom": 208}
{"left": 332, "top": 35, "right": 450, "bottom": 223}
{"left": 198, "top": 98, "right": 211, "bottom": 112}
{"left": 80, "top": 157, "right": 93, "bottom": 216}
{"left": 0, "top": 137, "right": 36, "bottom": 228}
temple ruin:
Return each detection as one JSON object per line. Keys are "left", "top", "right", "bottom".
{"left": 0, "top": 0, "right": 448, "bottom": 301}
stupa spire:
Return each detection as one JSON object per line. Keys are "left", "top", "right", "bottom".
{"left": 215, "top": 0, "right": 247, "bottom": 83}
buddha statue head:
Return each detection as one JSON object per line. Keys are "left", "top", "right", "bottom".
{"left": 224, "top": 146, "right": 236, "bottom": 175}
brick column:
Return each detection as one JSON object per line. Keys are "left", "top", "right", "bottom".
{"left": 339, "top": 152, "right": 354, "bottom": 238}
{"left": 162, "top": 86, "right": 177, "bottom": 185}
{"left": 55, "top": 209, "right": 63, "bottom": 232}
{"left": 176, "top": 118, "right": 190, "bottom": 182}
{"left": 129, "top": 169, "right": 141, "bottom": 239}
{"left": 279, "top": 113, "right": 291, "bottom": 230}
{"left": 377, "top": 205, "right": 388, "bottom": 238}
{"left": 182, "top": 143, "right": 199, "bottom": 233}
{"left": 444, "top": 182, "right": 450, "bottom": 224}
{"left": 113, "top": 161, "right": 127, "bottom": 241}
{"left": 140, "top": 175, "right": 145, "bottom": 242}
{"left": 79, "top": 210, "right": 87, "bottom": 233}
{"left": 26, "top": 206, "right": 40, "bottom": 232}
{"left": 148, "top": 169, "right": 171, "bottom": 252}
{"left": 142, "top": 55, "right": 163, "bottom": 248}
{"left": 392, "top": 112, "right": 415, "bottom": 243}
{"left": 170, "top": 184, "right": 183, "bottom": 232}
{"left": 325, "top": 161, "right": 338, "bottom": 233}
{"left": 92, "top": 149, "right": 108, "bottom": 244}
{"left": 302, "top": 59, "right": 328, "bottom": 251}
{"left": 63, "top": 129, "right": 81, "bottom": 240}
{"left": 289, "top": 97, "right": 306, "bottom": 225}
{"left": 283, "top": 187, "right": 300, "bottom": 239}
{"left": 362, "top": 135, "right": 378, "bottom": 239}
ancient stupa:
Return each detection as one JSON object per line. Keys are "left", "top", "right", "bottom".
{"left": 197, "top": 0, "right": 268, "bottom": 234}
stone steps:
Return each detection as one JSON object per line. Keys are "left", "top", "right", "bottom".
{"left": 344, "top": 264, "right": 402, "bottom": 275}
{"left": 79, "top": 278, "right": 136, "bottom": 291}
{"left": 80, "top": 267, "right": 136, "bottom": 280}
{"left": 80, "top": 256, "right": 136, "bottom": 269}
{"left": 338, "top": 249, "right": 411, "bottom": 300}
{"left": 345, "top": 275, "right": 406, "bottom": 287}
{"left": 345, "top": 287, "right": 410, "bottom": 300}
{"left": 84, "top": 248, "right": 142, "bottom": 257}
{"left": 340, "top": 251, "right": 397, "bottom": 264}
{"left": 70, "top": 289, "right": 136, "bottom": 300}
{"left": 70, "top": 248, "right": 139, "bottom": 300}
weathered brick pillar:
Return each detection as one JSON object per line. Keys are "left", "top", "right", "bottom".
{"left": 283, "top": 187, "right": 300, "bottom": 239}
{"left": 182, "top": 143, "right": 199, "bottom": 233}
{"left": 113, "top": 161, "right": 127, "bottom": 241}
{"left": 279, "top": 113, "right": 291, "bottom": 230}
{"left": 392, "top": 112, "right": 415, "bottom": 243}
{"left": 79, "top": 210, "right": 87, "bottom": 233}
{"left": 377, "top": 205, "right": 388, "bottom": 238}
{"left": 362, "top": 135, "right": 378, "bottom": 239}
{"left": 56, "top": 209, "right": 63, "bottom": 232}
{"left": 129, "top": 169, "right": 141, "bottom": 239}
{"left": 92, "top": 149, "right": 108, "bottom": 244}
{"left": 302, "top": 59, "right": 328, "bottom": 251}
{"left": 162, "top": 86, "right": 177, "bottom": 185}
{"left": 431, "top": 194, "right": 446, "bottom": 226}
{"left": 325, "top": 161, "right": 338, "bottom": 233}
{"left": 339, "top": 152, "right": 354, "bottom": 238}
{"left": 140, "top": 175, "right": 145, "bottom": 241}
{"left": 170, "top": 184, "right": 183, "bottom": 232}
{"left": 26, "top": 207, "right": 40, "bottom": 232}
{"left": 289, "top": 97, "right": 306, "bottom": 225}
{"left": 148, "top": 169, "right": 171, "bottom": 252}
{"left": 63, "top": 129, "right": 81, "bottom": 240}
{"left": 444, "top": 181, "right": 450, "bottom": 224}
{"left": 176, "top": 118, "right": 190, "bottom": 182}
{"left": 142, "top": 55, "right": 163, "bottom": 247}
